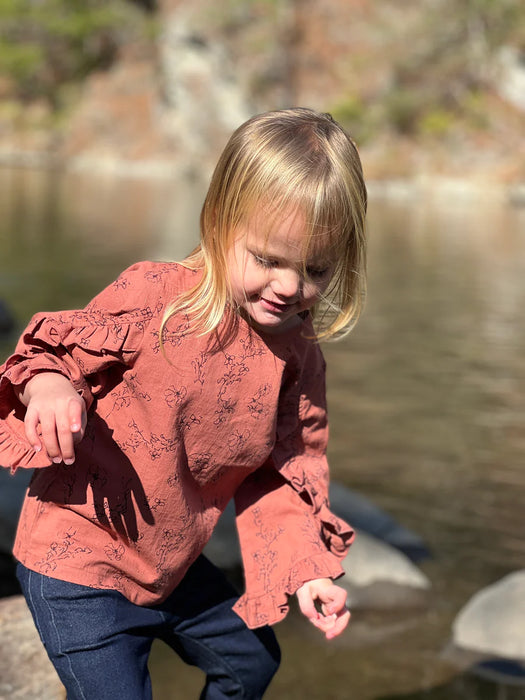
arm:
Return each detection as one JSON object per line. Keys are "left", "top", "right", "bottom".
{"left": 0, "top": 261, "right": 166, "bottom": 470}
{"left": 233, "top": 338, "right": 353, "bottom": 632}
{"left": 233, "top": 458, "right": 353, "bottom": 631}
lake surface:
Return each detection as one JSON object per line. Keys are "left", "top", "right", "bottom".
{"left": 0, "top": 168, "right": 524, "bottom": 699}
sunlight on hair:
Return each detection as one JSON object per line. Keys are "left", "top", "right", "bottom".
{"left": 161, "top": 107, "right": 367, "bottom": 347}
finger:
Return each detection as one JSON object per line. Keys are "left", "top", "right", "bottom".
{"left": 319, "top": 586, "right": 347, "bottom": 615}
{"left": 24, "top": 405, "right": 42, "bottom": 452}
{"left": 311, "top": 613, "right": 337, "bottom": 632}
{"left": 68, "top": 397, "right": 86, "bottom": 443}
{"left": 325, "top": 608, "right": 351, "bottom": 640}
{"left": 38, "top": 413, "right": 62, "bottom": 463}
{"left": 56, "top": 413, "right": 76, "bottom": 465}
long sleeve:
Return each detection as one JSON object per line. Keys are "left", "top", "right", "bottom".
{"left": 233, "top": 339, "right": 354, "bottom": 628}
{"left": 0, "top": 261, "right": 164, "bottom": 471}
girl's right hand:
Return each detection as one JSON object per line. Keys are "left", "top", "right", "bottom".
{"left": 17, "top": 372, "right": 87, "bottom": 465}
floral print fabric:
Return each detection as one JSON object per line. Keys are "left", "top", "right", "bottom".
{"left": 0, "top": 261, "right": 353, "bottom": 627}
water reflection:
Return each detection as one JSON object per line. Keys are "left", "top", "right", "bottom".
{"left": 326, "top": 197, "right": 525, "bottom": 578}
{"left": 0, "top": 169, "right": 524, "bottom": 699}
{"left": 0, "top": 168, "right": 203, "bottom": 334}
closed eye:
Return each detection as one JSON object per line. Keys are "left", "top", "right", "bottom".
{"left": 252, "top": 251, "right": 331, "bottom": 279}
{"left": 252, "top": 253, "right": 279, "bottom": 269}
{"left": 306, "top": 266, "right": 330, "bottom": 279}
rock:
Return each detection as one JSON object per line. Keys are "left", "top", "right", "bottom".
{"left": 495, "top": 46, "right": 525, "bottom": 112}
{"left": 0, "top": 595, "right": 64, "bottom": 700}
{"left": 508, "top": 183, "right": 525, "bottom": 208}
{"left": 157, "top": 7, "right": 251, "bottom": 177}
{"left": 446, "top": 571, "right": 525, "bottom": 687}
{"left": 203, "top": 499, "right": 240, "bottom": 571}
{"left": 340, "top": 530, "right": 431, "bottom": 610}
{"left": 452, "top": 571, "right": 525, "bottom": 661}
{"left": 328, "top": 482, "right": 430, "bottom": 562}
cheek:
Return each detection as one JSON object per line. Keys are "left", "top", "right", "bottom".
{"left": 245, "top": 260, "right": 269, "bottom": 287}
{"left": 227, "top": 259, "right": 248, "bottom": 303}
{"left": 231, "top": 261, "right": 264, "bottom": 300}
{"left": 303, "top": 279, "right": 329, "bottom": 302}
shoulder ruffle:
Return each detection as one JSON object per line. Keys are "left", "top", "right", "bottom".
{"left": 0, "top": 261, "right": 174, "bottom": 468}
{"left": 233, "top": 550, "right": 346, "bottom": 628}
{"left": 0, "top": 306, "right": 153, "bottom": 412}
{"left": 27, "top": 306, "right": 154, "bottom": 355}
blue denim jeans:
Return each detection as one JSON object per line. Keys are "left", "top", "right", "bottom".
{"left": 17, "top": 556, "right": 280, "bottom": 700}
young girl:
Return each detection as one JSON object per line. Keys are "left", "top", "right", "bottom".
{"left": 0, "top": 108, "right": 367, "bottom": 699}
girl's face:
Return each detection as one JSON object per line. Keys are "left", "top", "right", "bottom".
{"left": 227, "top": 207, "right": 335, "bottom": 333}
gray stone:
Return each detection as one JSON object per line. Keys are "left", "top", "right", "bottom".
{"left": 0, "top": 595, "right": 64, "bottom": 700}
{"left": 328, "top": 482, "right": 430, "bottom": 562}
{"left": 452, "top": 570, "right": 525, "bottom": 661}
{"left": 340, "top": 530, "right": 431, "bottom": 609}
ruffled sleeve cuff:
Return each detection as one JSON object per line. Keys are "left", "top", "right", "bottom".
{"left": 0, "top": 302, "right": 153, "bottom": 415}
{"left": 0, "top": 354, "right": 82, "bottom": 414}
{"left": 317, "top": 502, "right": 354, "bottom": 558}
{"left": 0, "top": 407, "right": 52, "bottom": 472}
{"left": 233, "top": 461, "right": 354, "bottom": 629}
{"left": 276, "top": 457, "right": 354, "bottom": 560}
{"left": 0, "top": 357, "right": 65, "bottom": 472}
{"left": 233, "top": 550, "right": 347, "bottom": 629}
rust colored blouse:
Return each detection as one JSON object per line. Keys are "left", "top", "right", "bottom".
{"left": 0, "top": 261, "right": 353, "bottom": 628}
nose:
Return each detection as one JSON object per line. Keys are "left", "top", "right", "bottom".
{"left": 272, "top": 268, "right": 302, "bottom": 301}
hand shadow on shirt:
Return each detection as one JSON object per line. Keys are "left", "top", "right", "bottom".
{"left": 28, "top": 412, "right": 154, "bottom": 544}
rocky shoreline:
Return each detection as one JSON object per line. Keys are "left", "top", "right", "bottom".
{"left": 0, "top": 0, "right": 523, "bottom": 206}
{"left": 0, "top": 595, "right": 65, "bottom": 700}
{"left": 0, "top": 148, "right": 523, "bottom": 209}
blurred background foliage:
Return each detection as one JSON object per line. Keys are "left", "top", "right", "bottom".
{"left": 0, "top": 0, "right": 523, "bottom": 176}
{"left": 328, "top": 0, "right": 524, "bottom": 143}
{"left": 0, "top": 0, "right": 156, "bottom": 107}
{"left": 185, "top": 0, "right": 525, "bottom": 150}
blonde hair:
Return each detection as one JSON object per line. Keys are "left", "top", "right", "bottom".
{"left": 161, "top": 107, "right": 367, "bottom": 342}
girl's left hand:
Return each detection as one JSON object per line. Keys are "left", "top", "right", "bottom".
{"left": 296, "top": 578, "right": 350, "bottom": 640}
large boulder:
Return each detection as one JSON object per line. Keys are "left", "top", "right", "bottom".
{"left": 0, "top": 595, "right": 64, "bottom": 700}
{"left": 452, "top": 571, "right": 525, "bottom": 661}
{"left": 446, "top": 571, "right": 525, "bottom": 686}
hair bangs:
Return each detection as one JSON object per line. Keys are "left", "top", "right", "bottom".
{"left": 163, "top": 108, "right": 368, "bottom": 342}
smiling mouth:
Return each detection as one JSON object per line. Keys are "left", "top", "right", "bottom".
{"left": 259, "top": 297, "right": 292, "bottom": 313}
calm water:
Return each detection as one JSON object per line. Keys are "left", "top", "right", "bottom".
{"left": 0, "top": 168, "right": 524, "bottom": 699}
